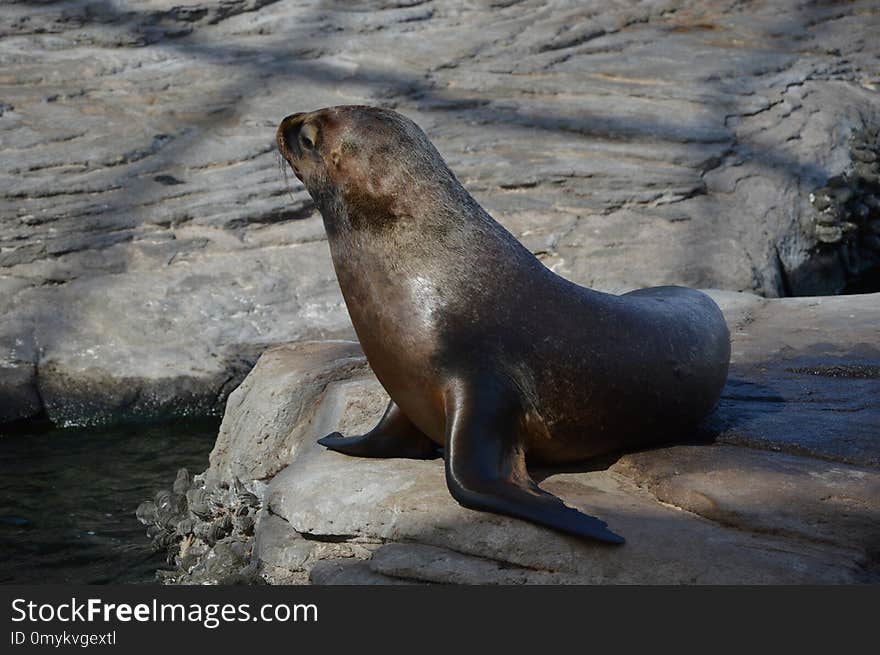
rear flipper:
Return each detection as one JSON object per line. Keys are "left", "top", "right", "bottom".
{"left": 318, "top": 399, "right": 441, "bottom": 460}
{"left": 444, "top": 375, "right": 625, "bottom": 545}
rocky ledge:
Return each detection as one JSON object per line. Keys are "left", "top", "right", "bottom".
{"left": 139, "top": 290, "right": 879, "bottom": 584}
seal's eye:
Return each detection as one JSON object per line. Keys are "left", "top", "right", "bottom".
{"left": 300, "top": 123, "right": 318, "bottom": 151}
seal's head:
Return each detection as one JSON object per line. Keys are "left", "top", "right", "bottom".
{"left": 277, "top": 106, "right": 460, "bottom": 234}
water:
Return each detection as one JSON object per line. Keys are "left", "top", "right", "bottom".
{"left": 0, "top": 417, "right": 220, "bottom": 585}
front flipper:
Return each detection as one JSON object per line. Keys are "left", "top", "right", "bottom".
{"left": 318, "top": 399, "right": 440, "bottom": 459}
{"left": 444, "top": 376, "right": 625, "bottom": 545}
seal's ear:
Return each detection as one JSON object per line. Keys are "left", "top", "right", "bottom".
{"left": 330, "top": 149, "right": 341, "bottom": 168}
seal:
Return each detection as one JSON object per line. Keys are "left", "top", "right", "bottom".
{"left": 277, "top": 106, "right": 730, "bottom": 544}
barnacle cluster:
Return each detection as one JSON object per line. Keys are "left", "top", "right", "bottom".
{"left": 810, "top": 127, "right": 880, "bottom": 292}
{"left": 136, "top": 469, "right": 263, "bottom": 584}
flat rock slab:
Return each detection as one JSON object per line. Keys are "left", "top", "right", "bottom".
{"left": 610, "top": 446, "right": 880, "bottom": 554}
{"left": 3, "top": 0, "right": 879, "bottom": 425}
{"left": 268, "top": 436, "right": 871, "bottom": 584}
{"left": 204, "top": 292, "right": 879, "bottom": 584}
{"left": 706, "top": 292, "right": 880, "bottom": 466}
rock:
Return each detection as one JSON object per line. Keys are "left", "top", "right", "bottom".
{"left": 368, "top": 543, "right": 561, "bottom": 585}
{"left": 265, "top": 431, "right": 868, "bottom": 584}
{"left": 254, "top": 512, "right": 377, "bottom": 585}
{"left": 706, "top": 292, "right": 880, "bottom": 466}
{"left": 196, "top": 290, "right": 879, "bottom": 584}
{"left": 610, "top": 446, "right": 880, "bottom": 553}
{"left": 205, "top": 340, "right": 371, "bottom": 485}
{"left": 253, "top": 513, "right": 318, "bottom": 582}
{"left": 3, "top": 0, "right": 879, "bottom": 426}
{"left": 308, "top": 559, "right": 416, "bottom": 586}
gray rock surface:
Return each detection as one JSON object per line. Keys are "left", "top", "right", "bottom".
{"left": 206, "top": 339, "right": 369, "bottom": 485}
{"left": 202, "top": 291, "right": 880, "bottom": 584}
{"left": 706, "top": 291, "right": 880, "bottom": 466}
{"left": 2, "top": 0, "right": 879, "bottom": 425}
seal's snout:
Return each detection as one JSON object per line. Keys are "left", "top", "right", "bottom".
{"left": 277, "top": 112, "right": 305, "bottom": 162}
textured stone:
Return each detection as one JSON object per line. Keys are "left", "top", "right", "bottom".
{"left": 367, "top": 543, "right": 561, "bottom": 585}
{"left": 706, "top": 292, "right": 880, "bottom": 466}
{"left": 206, "top": 340, "right": 370, "bottom": 485}
{"left": 610, "top": 446, "right": 880, "bottom": 553}
{"left": 308, "top": 559, "right": 416, "bottom": 586}
{"left": 3, "top": 0, "right": 879, "bottom": 425}
{"left": 264, "top": 431, "right": 869, "bottom": 584}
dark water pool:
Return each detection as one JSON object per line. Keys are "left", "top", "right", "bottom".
{"left": 0, "top": 417, "right": 220, "bottom": 585}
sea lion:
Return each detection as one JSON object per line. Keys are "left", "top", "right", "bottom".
{"left": 276, "top": 106, "right": 730, "bottom": 544}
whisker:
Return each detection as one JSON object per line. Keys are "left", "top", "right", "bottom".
{"left": 277, "top": 150, "right": 296, "bottom": 202}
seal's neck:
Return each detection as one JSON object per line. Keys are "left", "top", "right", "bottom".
{"left": 324, "top": 179, "right": 543, "bottom": 316}
{"left": 325, "top": 175, "right": 526, "bottom": 258}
